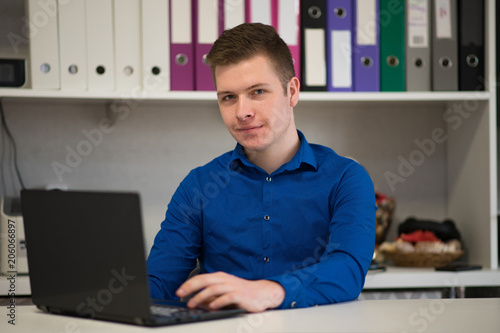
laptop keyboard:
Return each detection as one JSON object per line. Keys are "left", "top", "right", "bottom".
{"left": 150, "top": 305, "right": 206, "bottom": 318}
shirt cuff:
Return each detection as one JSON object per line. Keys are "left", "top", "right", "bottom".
{"left": 265, "top": 273, "right": 303, "bottom": 309}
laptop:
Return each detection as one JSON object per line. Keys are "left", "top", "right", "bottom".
{"left": 20, "top": 189, "right": 245, "bottom": 326}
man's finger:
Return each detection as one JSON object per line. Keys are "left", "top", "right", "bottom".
{"left": 176, "top": 272, "right": 229, "bottom": 298}
{"left": 186, "top": 283, "right": 231, "bottom": 308}
{"left": 205, "top": 292, "right": 241, "bottom": 310}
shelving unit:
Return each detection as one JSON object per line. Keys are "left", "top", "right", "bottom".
{"left": 0, "top": 0, "right": 498, "bottom": 295}
{"left": 365, "top": 266, "right": 500, "bottom": 289}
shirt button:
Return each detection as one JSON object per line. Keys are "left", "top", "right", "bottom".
{"left": 291, "top": 301, "right": 296, "bottom": 308}
{"left": 266, "top": 176, "right": 272, "bottom": 182}
{"left": 264, "top": 257, "right": 270, "bottom": 262}
{"left": 264, "top": 215, "right": 270, "bottom": 221}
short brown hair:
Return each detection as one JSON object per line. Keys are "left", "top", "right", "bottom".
{"left": 206, "top": 23, "right": 295, "bottom": 94}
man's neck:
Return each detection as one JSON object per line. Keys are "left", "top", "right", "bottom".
{"left": 245, "top": 129, "right": 300, "bottom": 175}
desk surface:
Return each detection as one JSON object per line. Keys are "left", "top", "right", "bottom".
{"left": 2, "top": 298, "right": 500, "bottom": 333}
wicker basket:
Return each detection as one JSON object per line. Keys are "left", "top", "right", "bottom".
{"left": 381, "top": 250, "right": 465, "bottom": 267}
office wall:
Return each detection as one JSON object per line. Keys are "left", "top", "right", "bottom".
{"left": 0, "top": 98, "right": 447, "bottom": 251}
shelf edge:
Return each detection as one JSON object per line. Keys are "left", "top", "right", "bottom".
{"left": 0, "top": 89, "right": 491, "bottom": 102}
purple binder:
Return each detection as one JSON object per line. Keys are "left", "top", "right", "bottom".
{"left": 193, "top": 0, "right": 224, "bottom": 91}
{"left": 352, "top": 0, "right": 380, "bottom": 92}
{"left": 170, "top": 0, "right": 195, "bottom": 91}
{"left": 326, "top": 0, "right": 354, "bottom": 91}
{"left": 170, "top": 44, "right": 194, "bottom": 91}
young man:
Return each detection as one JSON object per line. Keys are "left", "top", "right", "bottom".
{"left": 147, "top": 23, "right": 376, "bottom": 313}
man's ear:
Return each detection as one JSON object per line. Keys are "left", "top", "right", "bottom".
{"left": 289, "top": 77, "right": 300, "bottom": 107}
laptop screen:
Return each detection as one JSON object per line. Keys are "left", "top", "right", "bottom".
{"left": 21, "top": 189, "right": 153, "bottom": 322}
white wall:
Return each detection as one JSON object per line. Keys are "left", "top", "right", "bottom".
{"left": 0, "top": 98, "right": 448, "bottom": 251}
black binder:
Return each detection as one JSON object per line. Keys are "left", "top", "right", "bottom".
{"left": 300, "top": 0, "right": 328, "bottom": 91}
{"left": 458, "top": 0, "right": 485, "bottom": 91}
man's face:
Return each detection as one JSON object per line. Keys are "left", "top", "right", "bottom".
{"left": 215, "top": 54, "right": 299, "bottom": 153}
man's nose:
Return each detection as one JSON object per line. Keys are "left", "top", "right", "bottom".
{"left": 235, "top": 97, "right": 254, "bottom": 120}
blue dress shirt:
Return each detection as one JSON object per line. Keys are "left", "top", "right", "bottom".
{"left": 147, "top": 131, "right": 376, "bottom": 309}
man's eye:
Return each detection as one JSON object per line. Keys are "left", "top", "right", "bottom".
{"left": 223, "top": 95, "right": 235, "bottom": 101}
{"left": 254, "top": 89, "right": 264, "bottom": 95}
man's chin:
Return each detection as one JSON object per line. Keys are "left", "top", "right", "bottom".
{"left": 234, "top": 136, "right": 266, "bottom": 151}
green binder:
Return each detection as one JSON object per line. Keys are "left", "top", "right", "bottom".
{"left": 380, "top": 0, "right": 405, "bottom": 91}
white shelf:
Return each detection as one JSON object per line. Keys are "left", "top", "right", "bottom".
{"left": 299, "top": 91, "right": 491, "bottom": 102}
{"left": 364, "top": 266, "right": 500, "bottom": 289}
{"left": 0, "top": 88, "right": 491, "bottom": 103}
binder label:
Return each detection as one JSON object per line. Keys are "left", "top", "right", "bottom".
{"left": 435, "top": 0, "right": 452, "bottom": 39}
{"left": 332, "top": 30, "right": 352, "bottom": 88}
{"left": 408, "top": 0, "right": 429, "bottom": 48}
{"left": 198, "top": 0, "right": 219, "bottom": 44}
{"left": 304, "top": 29, "right": 326, "bottom": 86}
{"left": 278, "top": 0, "right": 299, "bottom": 45}
{"left": 356, "top": 0, "right": 377, "bottom": 46}
{"left": 171, "top": 0, "right": 192, "bottom": 43}
{"left": 249, "top": 0, "right": 272, "bottom": 24}
{"left": 224, "top": 0, "right": 245, "bottom": 30}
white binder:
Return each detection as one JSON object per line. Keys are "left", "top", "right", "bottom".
{"left": 141, "top": 0, "right": 170, "bottom": 92}
{"left": 113, "top": 0, "right": 142, "bottom": 92}
{"left": 27, "top": 0, "right": 60, "bottom": 90}
{"left": 58, "top": 0, "right": 87, "bottom": 90}
{"left": 86, "top": 0, "right": 115, "bottom": 91}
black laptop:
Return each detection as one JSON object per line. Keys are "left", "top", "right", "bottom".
{"left": 20, "top": 189, "right": 244, "bottom": 326}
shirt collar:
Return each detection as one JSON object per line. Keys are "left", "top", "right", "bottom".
{"left": 228, "top": 130, "right": 318, "bottom": 174}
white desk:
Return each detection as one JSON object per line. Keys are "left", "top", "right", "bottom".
{"left": 2, "top": 298, "right": 499, "bottom": 332}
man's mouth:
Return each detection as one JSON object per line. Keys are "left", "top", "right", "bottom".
{"left": 237, "top": 125, "right": 263, "bottom": 133}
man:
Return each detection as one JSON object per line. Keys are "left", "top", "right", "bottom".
{"left": 147, "top": 23, "right": 376, "bottom": 313}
